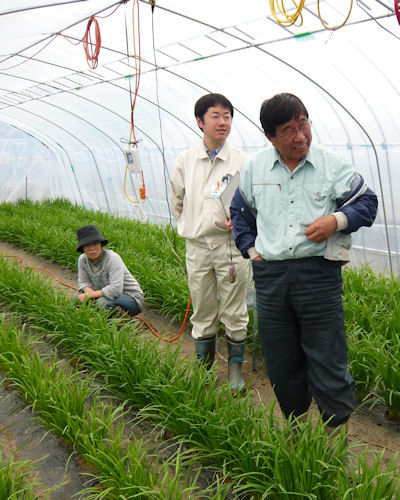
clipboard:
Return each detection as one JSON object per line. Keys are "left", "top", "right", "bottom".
{"left": 219, "top": 170, "right": 240, "bottom": 218}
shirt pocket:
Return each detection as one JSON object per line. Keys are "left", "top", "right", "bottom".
{"left": 253, "top": 183, "right": 282, "bottom": 226}
{"left": 301, "top": 183, "right": 333, "bottom": 225}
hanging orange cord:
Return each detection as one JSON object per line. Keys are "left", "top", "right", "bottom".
{"left": 128, "top": 0, "right": 146, "bottom": 200}
{"left": 4, "top": 254, "right": 190, "bottom": 343}
{"left": 129, "top": 0, "right": 141, "bottom": 147}
{"left": 82, "top": 16, "right": 101, "bottom": 69}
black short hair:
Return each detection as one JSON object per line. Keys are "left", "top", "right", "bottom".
{"left": 194, "top": 93, "right": 234, "bottom": 122}
{"left": 260, "top": 93, "right": 309, "bottom": 137}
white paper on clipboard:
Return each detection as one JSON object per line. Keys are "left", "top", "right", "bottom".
{"left": 219, "top": 171, "right": 240, "bottom": 218}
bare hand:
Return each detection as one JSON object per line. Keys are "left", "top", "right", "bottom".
{"left": 225, "top": 217, "right": 233, "bottom": 231}
{"left": 252, "top": 255, "right": 264, "bottom": 261}
{"left": 78, "top": 293, "right": 89, "bottom": 303}
{"left": 78, "top": 287, "right": 95, "bottom": 302}
{"left": 304, "top": 215, "right": 337, "bottom": 243}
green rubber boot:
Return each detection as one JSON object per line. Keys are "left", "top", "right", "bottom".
{"left": 194, "top": 336, "right": 216, "bottom": 370}
{"left": 227, "top": 337, "right": 246, "bottom": 393}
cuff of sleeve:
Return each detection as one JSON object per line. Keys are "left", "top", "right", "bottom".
{"left": 332, "top": 211, "right": 348, "bottom": 232}
{"left": 247, "top": 247, "right": 261, "bottom": 260}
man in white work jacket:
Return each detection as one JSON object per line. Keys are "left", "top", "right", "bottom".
{"left": 170, "top": 93, "right": 250, "bottom": 391}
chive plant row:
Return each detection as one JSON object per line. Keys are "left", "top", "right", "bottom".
{"left": 0, "top": 450, "right": 43, "bottom": 500}
{"left": 0, "top": 199, "right": 257, "bottom": 348}
{"left": 0, "top": 199, "right": 399, "bottom": 413}
{"left": 343, "top": 266, "right": 400, "bottom": 418}
{"left": 0, "top": 199, "right": 187, "bottom": 320}
{"left": 0, "top": 314, "right": 228, "bottom": 499}
{"left": 0, "top": 256, "right": 398, "bottom": 498}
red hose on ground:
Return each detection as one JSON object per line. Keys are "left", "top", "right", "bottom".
{"left": 3, "top": 254, "right": 190, "bottom": 342}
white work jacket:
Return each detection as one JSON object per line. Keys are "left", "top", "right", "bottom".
{"left": 170, "top": 141, "right": 248, "bottom": 247}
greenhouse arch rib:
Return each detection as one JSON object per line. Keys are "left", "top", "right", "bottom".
{"left": 175, "top": 13, "right": 396, "bottom": 271}
{"left": 344, "top": 36, "right": 400, "bottom": 272}
{"left": 10, "top": 106, "right": 112, "bottom": 213}
{"left": 1, "top": 119, "right": 83, "bottom": 205}
{"left": 0, "top": 0, "right": 90, "bottom": 16}
{"left": 0, "top": 0, "right": 124, "bottom": 66}
{"left": 0, "top": 41, "right": 259, "bottom": 139}
{"left": 144, "top": 1, "right": 395, "bottom": 271}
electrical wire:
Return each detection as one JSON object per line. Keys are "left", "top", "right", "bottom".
{"left": 356, "top": 0, "right": 400, "bottom": 41}
{"left": 150, "top": 1, "right": 181, "bottom": 261}
{"left": 5, "top": 254, "right": 77, "bottom": 289}
{"left": 148, "top": 2, "right": 194, "bottom": 328}
{"left": 123, "top": 0, "right": 146, "bottom": 205}
{"left": 135, "top": 296, "right": 191, "bottom": 342}
{"left": 269, "top": 0, "right": 305, "bottom": 26}
{"left": 128, "top": 0, "right": 141, "bottom": 149}
{"left": 59, "top": 2, "right": 124, "bottom": 69}
{"left": 318, "top": 0, "right": 354, "bottom": 30}
{"left": 0, "top": 2, "right": 121, "bottom": 72}
{"left": 146, "top": 197, "right": 186, "bottom": 275}
{"left": 269, "top": 0, "right": 354, "bottom": 30}
{"left": 82, "top": 16, "right": 101, "bottom": 69}
{"left": 96, "top": 2, "right": 124, "bottom": 19}
{"left": 0, "top": 0, "right": 124, "bottom": 67}
{"left": 0, "top": 35, "right": 58, "bottom": 71}
{"left": 142, "top": 0, "right": 393, "bottom": 273}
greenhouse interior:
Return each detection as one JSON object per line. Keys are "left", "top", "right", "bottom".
{"left": 1, "top": 0, "right": 400, "bottom": 498}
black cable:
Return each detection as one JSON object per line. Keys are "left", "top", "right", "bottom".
{"left": 124, "top": 3, "right": 135, "bottom": 146}
{"left": 150, "top": 3, "right": 178, "bottom": 249}
{"left": 356, "top": 0, "right": 400, "bottom": 41}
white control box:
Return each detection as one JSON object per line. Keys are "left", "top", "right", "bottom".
{"left": 125, "top": 149, "right": 142, "bottom": 174}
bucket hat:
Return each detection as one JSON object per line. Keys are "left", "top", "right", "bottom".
{"left": 76, "top": 225, "right": 108, "bottom": 252}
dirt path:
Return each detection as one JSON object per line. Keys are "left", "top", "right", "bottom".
{"left": 0, "top": 240, "right": 399, "bottom": 497}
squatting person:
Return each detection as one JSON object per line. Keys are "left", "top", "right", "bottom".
{"left": 230, "top": 93, "right": 378, "bottom": 434}
{"left": 170, "top": 93, "right": 250, "bottom": 391}
{"left": 74, "top": 224, "right": 144, "bottom": 317}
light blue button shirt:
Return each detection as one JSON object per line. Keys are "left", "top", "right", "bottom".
{"left": 204, "top": 141, "right": 223, "bottom": 161}
{"left": 240, "top": 144, "right": 355, "bottom": 260}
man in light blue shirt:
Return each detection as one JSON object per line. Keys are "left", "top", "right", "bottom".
{"left": 240, "top": 145, "right": 355, "bottom": 261}
{"left": 231, "top": 93, "right": 377, "bottom": 438}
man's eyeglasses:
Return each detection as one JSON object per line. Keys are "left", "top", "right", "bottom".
{"left": 275, "top": 119, "right": 312, "bottom": 141}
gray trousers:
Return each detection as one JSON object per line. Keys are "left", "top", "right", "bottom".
{"left": 252, "top": 256, "right": 355, "bottom": 427}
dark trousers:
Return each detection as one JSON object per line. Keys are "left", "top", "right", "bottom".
{"left": 252, "top": 256, "right": 355, "bottom": 427}
{"left": 98, "top": 294, "right": 141, "bottom": 316}
{"left": 73, "top": 293, "right": 141, "bottom": 317}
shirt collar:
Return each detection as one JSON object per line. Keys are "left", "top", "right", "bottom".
{"left": 203, "top": 140, "right": 224, "bottom": 161}
{"left": 270, "top": 146, "right": 315, "bottom": 171}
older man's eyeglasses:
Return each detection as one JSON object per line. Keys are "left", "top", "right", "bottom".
{"left": 275, "top": 119, "right": 312, "bottom": 141}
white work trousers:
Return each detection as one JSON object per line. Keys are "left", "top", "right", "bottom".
{"left": 186, "top": 238, "right": 250, "bottom": 341}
